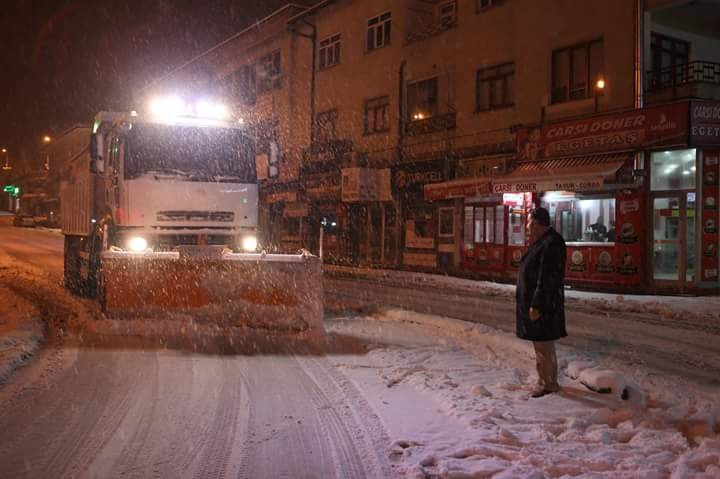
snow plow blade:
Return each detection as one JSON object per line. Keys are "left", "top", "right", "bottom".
{"left": 101, "top": 250, "right": 323, "bottom": 333}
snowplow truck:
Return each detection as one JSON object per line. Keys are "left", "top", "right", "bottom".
{"left": 59, "top": 110, "right": 322, "bottom": 333}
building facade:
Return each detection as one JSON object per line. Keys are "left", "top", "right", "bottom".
{"left": 150, "top": 0, "right": 720, "bottom": 294}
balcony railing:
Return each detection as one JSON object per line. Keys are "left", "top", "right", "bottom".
{"left": 404, "top": 112, "right": 457, "bottom": 137}
{"left": 647, "top": 61, "right": 720, "bottom": 91}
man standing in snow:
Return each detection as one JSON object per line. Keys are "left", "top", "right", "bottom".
{"left": 516, "top": 207, "right": 567, "bottom": 398}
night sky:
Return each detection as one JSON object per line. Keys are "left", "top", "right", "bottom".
{"left": 0, "top": 0, "right": 310, "bottom": 170}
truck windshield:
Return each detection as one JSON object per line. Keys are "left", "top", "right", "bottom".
{"left": 124, "top": 123, "right": 256, "bottom": 182}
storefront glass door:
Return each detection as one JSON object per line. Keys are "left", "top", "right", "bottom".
{"left": 652, "top": 192, "right": 695, "bottom": 285}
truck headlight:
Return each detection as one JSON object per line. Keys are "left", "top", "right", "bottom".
{"left": 241, "top": 235, "right": 257, "bottom": 252}
{"left": 127, "top": 236, "right": 148, "bottom": 252}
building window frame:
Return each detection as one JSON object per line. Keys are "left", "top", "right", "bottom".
{"left": 551, "top": 38, "right": 604, "bottom": 104}
{"left": 407, "top": 77, "right": 439, "bottom": 121}
{"left": 319, "top": 33, "right": 341, "bottom": 70}
{"left": 438, "top": 0, "right": 457, "bottom": 28}
{"left": 364, "top": 96, "right": 390, "bottom": 135}
{"left": 313, "top": 109, "right": 338, "bottom": 145}
{"left": 367, "top": 11, "right": 392, "bottom": 51}
{"left": 476, "top": 0, "right": 501, "bottom": 12}
{"left": 650, "top": 32, "right": 690, "bottom": 88}
{"left": 476, "top": 62, "right": 515, "bottom": 112}
{"left": 257, "top": 50, "right": 282, "bottom": 94}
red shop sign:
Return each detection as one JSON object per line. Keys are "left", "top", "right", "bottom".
{"left": 518, "top": 102, "right": 689, "bottom": 160}
{"left": 691, "top": 101, "right": 720, "bottom": 146}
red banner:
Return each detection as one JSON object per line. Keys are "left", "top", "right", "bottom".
{"left": 614, "top": 188, "right": 645, "bottom": 285}
{"left": 518, "top": 102, "right": 689, "bottom": 160}
{"left": 702, "top": 150, "right": 719, "bottom": 282}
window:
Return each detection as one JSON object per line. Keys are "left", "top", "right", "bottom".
{"left": 476, "top": 63, "right": 514, "bottom": 111}
{"left": 364, "top": 96, "right": 390, "bottom": 134}
{"left": 257, "top": 50, "right": 281, "bottom": 93}
{"left": 367, "top": 12, "right": 391, "bottom": 51}
{"left": 438, "top": 1, "right": 456, "bottom": 28}
{"left": 650, "top": 149, "right": 696, "bottom": 191}
{"left": 438, "top": 207, "right": 455, "bottom": 237}
{"left": 541, "top": 193, "right": 616, "bottom": 243}
{"left": 477, "top": 0, "right": 498, "bottom": 11}
{"left": 314, "top": 110, "right": 338, "bottom": 144}
{"left": 407, "top": 77, "right": 438, "bottom": 121}
{"left": 551, "top": 39, "right": 604, "bottom": 103}
{"left": 507, "top": 207, "right": 525, "bottom": 246}
{"left": 319, "top": 34, "right": 341, "bottom": 69}
{"left": 255, "top": 120, "right": 279, "bottom": 179}
{"left": 464, "top": 205, "right": 506, "bottom": 244}
{"left": 229, "top": 65, "right": 256, "bottom": 105}
{"left": 650, "top": 33, "right": 689, "bottom": 87}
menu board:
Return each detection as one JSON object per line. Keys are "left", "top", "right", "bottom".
{"left": 702, "top": 150, "right": 720, "bottom": 282}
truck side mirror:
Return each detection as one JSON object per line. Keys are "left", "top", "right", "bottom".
{"left": 89, "top": 133, "right": 105, "bottom": 173}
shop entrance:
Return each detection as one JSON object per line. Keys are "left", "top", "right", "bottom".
{"left": 651, "top": 192, "right": 696, "bottom": 289}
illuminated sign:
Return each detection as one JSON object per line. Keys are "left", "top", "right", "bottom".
{"left": 3, "top": 185, "right": 19, "bottom": 196}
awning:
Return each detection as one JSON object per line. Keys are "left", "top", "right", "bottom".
{"left": 19, "top": 192, "right": 48, "bottom": 199}
{"left": 424, "top": 155, "right": 632, "bottom": 200}
{"left": 492, "top": 155, "right": 630, "bottom": 194}
{"left": 424, "top": 177, "right": 492, "bottom": 201}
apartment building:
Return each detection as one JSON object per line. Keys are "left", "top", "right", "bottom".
{"left": 151, "top": 0, "right": 720, "bottom": 294}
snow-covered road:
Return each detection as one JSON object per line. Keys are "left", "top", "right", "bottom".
{"left": 327, "top": 276, "right": 720, "bottom": 388}
{"left": 0, "top": 218, "right": 719, "bottom": 478}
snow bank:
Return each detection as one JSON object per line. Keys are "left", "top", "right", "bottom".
{"left": 326, "top": 264, "right": 720, "bottom": 324}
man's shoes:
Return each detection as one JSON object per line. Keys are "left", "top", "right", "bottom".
{"left": 529, "top": 386, "right": 560, "bottom": 398}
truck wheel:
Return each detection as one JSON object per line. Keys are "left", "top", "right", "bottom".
{"left": 96, "top": 265, "right": 107, "bottom": 314}
{"left": 63, "top": 236, "right": 82, "bottom": 294}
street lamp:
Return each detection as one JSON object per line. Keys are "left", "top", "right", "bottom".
{"left": 594, "top": 78, "right": 606, "bottom": 113}
{"left": 1, "top": 148, "right": 10, "bottom": 171}
{"left": 42, "top": 136, "right": 52, "bottom": 170}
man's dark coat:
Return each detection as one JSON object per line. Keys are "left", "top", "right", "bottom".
{"left": 516, "top": 228, "right": 567, "bottom": 341}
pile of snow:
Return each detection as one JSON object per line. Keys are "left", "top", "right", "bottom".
{"left": 0, "top": 285, "right": 43, "bottom": 385}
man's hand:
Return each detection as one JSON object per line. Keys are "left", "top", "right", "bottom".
{"left": 529, "top": 308, "right": 541, "bottom": 321}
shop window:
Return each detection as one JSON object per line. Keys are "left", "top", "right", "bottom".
{"left": 408, "top": 77, "right": 438, "bottom": 121}
{"left": 552, "top": 39, "right": 604, "bottom": 103}
{"left": 542, "top": 193, "right": 616, "bottom": 243}
{"left": 508, "top": 207, "right": 525, "bottom": 246}
{"left": 367, "top": 11, "right": 391, "bottom": 51}
{"left": 463, "top": 206, "right": 474, "bottom": 244}
{"left": 650, "top": 149, "right": 696, "bottom": 191}
{"left": 465, "top": 205, "right": 505, "bottom": 244}
{"left": 438, "top": 207, "right": 455, "bottom": 237}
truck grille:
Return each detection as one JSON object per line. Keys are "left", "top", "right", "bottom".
{"left": 156, "top": 210, "right": 234, "bottom": 222}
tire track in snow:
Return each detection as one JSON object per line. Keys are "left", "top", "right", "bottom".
{"left": 293, "top": 352, "right": 394, "bottom": 479}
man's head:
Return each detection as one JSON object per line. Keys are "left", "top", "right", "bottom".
{"left": 527, "top": 207, "right": 551, "bottom": 243}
